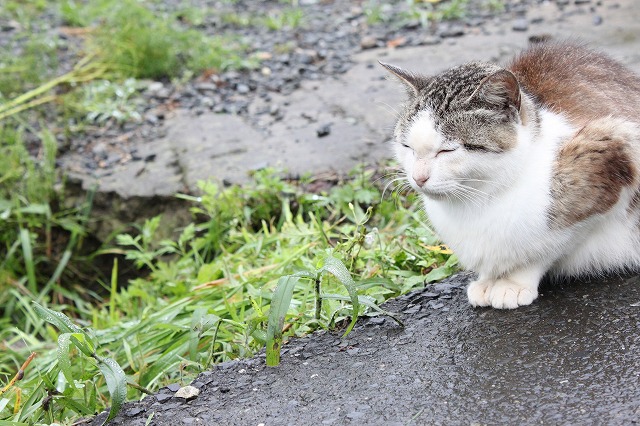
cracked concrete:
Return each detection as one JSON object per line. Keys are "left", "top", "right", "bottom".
{"left": 65, "top": 0, "right": 640, "bottom": 201}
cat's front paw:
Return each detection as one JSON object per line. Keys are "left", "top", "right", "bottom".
{"left": 467, "top": 279, "right": 493, "bottom": 307}
{"left": 488, "top": 278, "right": 538, "bottom": 309}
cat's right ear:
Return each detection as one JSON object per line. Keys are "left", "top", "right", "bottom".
{"left": 379, "top": 62, "right": 426, "bottom": 95}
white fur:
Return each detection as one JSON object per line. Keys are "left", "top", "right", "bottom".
{"left": 398, "top": 106, "right": 640, "bottom": 309}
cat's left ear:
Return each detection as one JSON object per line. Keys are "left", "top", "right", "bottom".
{"left": 468, "top": 69, "right": 521, "bottom": 112}
{"left": 379, "top": 61, "right": 428, "bottom": 95}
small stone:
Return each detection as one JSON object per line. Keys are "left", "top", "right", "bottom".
{"left": 156, "top": 393, "right": 172, "bottom": 403}
{"left": 201, "top": 97, "right": 215, "bottom": 108}
{"left": 574, "top": 0, "right": 591, "bottom": 4}
{"left": 125, "top": 407, "right": 144, "bottom": 417}
{"left": 144, "top": 112, "right": 159, "bottom": 125}
{"left": 195, "top": 82, "right": 217, "bottom": 92}
{"left": 146, "top": 81, "right": 164, "bottom": 95}
{"left": 439, "top": 25, "right": 465, "bottom": 38}
{"left": 166, "top": 383, "right": 181, "bottom": 392}
{"left": 175, "top": 385, "right": 200, "bottom": 400}
{"left": 403, "top": 304, "right": 421, "bottom": 315}
{"left": 593, "top": 15, "right": 603, "bottom": 25}
{"left": 236, "top": 84, "right": 250, "bottom": 94}
{"left": 368, "top": 317, "right": 386, "bottom": 326}
{"left": 512, "top": 18, "right": 529, "bottom": 32}
{"left": 316, "top": 123, "right": 331, "bottom": 137}
{"left": 2, "top": 20, "right": 21, "bottom": 32}
{"left": 92, "top": 142, "right": 108, "bottom": 159}
{"left": 360, "top": 36, "right": 378, "bottom": 50}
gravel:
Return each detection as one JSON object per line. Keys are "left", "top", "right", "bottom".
{"left": 1, "top": 0, "right": 570, "bottom": 176}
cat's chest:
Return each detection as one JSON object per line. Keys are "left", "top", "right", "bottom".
{"left": 421, "top": 157, "right": 560, "bottom": 272}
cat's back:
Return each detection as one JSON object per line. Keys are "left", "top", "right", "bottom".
{"left": 508, "top": 42, "right": 640, "bottom": 125}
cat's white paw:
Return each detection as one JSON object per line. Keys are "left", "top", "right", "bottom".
{"left": 488, "top": 278, "right": 538, "bottom": 309}
{"left": 467, "top": 279, "right": 493, "bottom": 307}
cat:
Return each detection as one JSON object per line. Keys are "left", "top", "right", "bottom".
{"left": 381, "top": 41, "right": 640, "bottom": 309}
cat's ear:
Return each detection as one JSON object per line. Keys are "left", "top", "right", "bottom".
{"left": 379, "top": 61, "right": 428, "bottom": 95}
{"left": 468, "top": 69, "right": 521, "bottom": 112}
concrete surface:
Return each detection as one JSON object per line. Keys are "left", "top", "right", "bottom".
{"left": 74, "top": 0, "right": 640, "bottom": 198}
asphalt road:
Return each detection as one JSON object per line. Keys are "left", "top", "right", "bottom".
{"left": 99, "top": 273, "right": 640, "bottom": 425}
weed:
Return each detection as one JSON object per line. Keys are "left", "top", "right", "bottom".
{"left": 65, "top": 78, "right": 144, "bottom": 124}
{"left": 364, "top": 1, "right": 391, "bottom": 25}
{"left": 1, "top": 166, "right": 456, "bottom": 423}
{"left": 263, "top": 8, "right": 305, "bottom": 31}
{"left": 0, "top": 36, "right": 59, "bottom": 99}
{"left": 399, "top": 0, "right": 470, "bottom": 28}
{"left": 483, "top": 0, "right": 505, "bottom": 13}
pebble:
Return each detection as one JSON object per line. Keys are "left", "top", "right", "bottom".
{"left": 125, "top": 407, "right": 145, "bottom": 417}
{"left": 92, "top": 142, "right": 108, "bottom": 159}
{"left": 403, "top": 304, "right": 422, "bottom": 315}
{"left": 175, "top": 385, "right": 200, "bottom": 400}
{"left": 439, "top": 25, "right": 465, "bottom": 38}
{"left": 368, "top": 317, "right": 386, "bottom": 326}
{"left": 166, "top": 383, "right": 181, "bottom": 392}
{"left": 156, "top": 393, "right": 173, "bottom": 403}
{"left": 360, "top": 35, "right": 378, "bottom": 50}
{"left": 512, "top": 18, "right": 529, "bottom": 31}
{"left": 593, "top": 15, "right": 603, "bottom": 25}
{"left": 316, "top": 123, "right": 331, "bottom": 137}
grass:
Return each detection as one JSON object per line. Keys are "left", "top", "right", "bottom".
{"left": 0, "top": 0, "right": 258, "bottom": 123}
{"left": 0, "top": 164, "right": 457, "bottom": 423}
{"left": 364, "top": 0, "right": 473, "bottom": 28}
{"left": 0, "top": 1, "right": 461, "bottom": 423}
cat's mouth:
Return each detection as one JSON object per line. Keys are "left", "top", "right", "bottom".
{"left": 419, "top": 186, "right": 450, "bottom": 199}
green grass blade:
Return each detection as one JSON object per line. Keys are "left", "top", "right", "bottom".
{"left": 19, "top": 228, "right": 36, "bottom": 293}
{"left": 319, "top": 256, "right": 360, "bottom": 336}
{"left": 96, "top": 357, "right": 127, "bottom": 423}
{"left": 109, "top": 259, "right": 118, "bottom": 324}
{"left": 57, "top": 333, "right": 78, "bottom": 391}
{"left": 0, "top": 420, "right": 29, "bottom": 425}
{"left": 265, "top": 276, "right": 301, "bottom": 367}
{"left": 32, "top": 302, "right": 83, "bottom": 335}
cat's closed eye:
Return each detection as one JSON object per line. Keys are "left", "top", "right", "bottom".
{"left": 437, "top": 147, "right": 458, "bottom": 156}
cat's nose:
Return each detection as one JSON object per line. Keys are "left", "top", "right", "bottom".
{"left": 413, "top": 173, "right": 429, "bottom": 187}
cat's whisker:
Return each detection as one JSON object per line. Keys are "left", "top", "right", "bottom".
{"left": 452, "top": 186, "right": 483, "bottom": 208}
{"left": 376, "top": 101, "right": 401, "bottom": 118}
{"left": 450, "top": 178, "right": 508, "bottom": 188}
{"left": 453, "top": 184, "right": 490, "bottom": 208}
{"left": 382, "top": 177, "right": 408, "bottom": 199}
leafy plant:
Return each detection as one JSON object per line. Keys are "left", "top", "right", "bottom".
{"left": 32, "top": 302, "right": 128, "bottom": 424}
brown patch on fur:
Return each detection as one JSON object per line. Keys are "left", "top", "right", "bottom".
{"left": 548, "top": 119, "right": 638, "bottom": 228}
{"left": 509, "top": 42, "right": 640, "bottom": 127}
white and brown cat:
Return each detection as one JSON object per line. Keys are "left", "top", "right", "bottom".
{"left": 381, "top": 41, "right": 640, "bottom": 309}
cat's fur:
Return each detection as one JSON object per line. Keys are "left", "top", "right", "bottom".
{"left": 381, "top": 42, "right": 640, "bottom": 309}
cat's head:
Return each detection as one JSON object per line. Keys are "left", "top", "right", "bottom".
{"left": 381, "top": 61, "right": 532, "bottom": 201}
